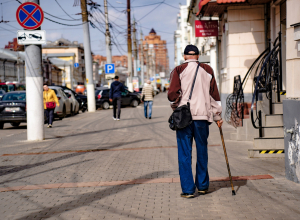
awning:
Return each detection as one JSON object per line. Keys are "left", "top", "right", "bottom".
{"left": 199, "top": 0, "right": 273, "bottom": 17}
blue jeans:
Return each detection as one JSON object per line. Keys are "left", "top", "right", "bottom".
{"left": 176, "top": 120, "right": 210, "bottom": 194}
{"left": 45, "top": 109, "right": 54, "bottom": 125}
{"left": 144, "top": 101, "right": 153, "bottom": 118}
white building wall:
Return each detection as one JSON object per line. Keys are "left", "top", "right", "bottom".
{"left": 221, "top": 5, "right": 266, "bottom": 97}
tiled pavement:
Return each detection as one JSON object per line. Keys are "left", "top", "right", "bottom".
{"left": 0, "top": 93, "right": 299, "bottom": 220}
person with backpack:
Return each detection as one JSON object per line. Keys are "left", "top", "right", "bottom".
{"left": 168, "top": 45, "right": 223, "bottom": 198}
{"left": 109, "top": 76, "right": 125, "bottom": 120}
{"left": 141, "top": 80, "right": 155, "bottom": 119}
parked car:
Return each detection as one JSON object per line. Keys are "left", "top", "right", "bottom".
{"left": 63, "top": 90, "right": 80, "bottom": 115}
{"left": 95, "top": 87, "right": 141, "bottom": 110}
{"left": 48, "top": 86, "right": 72, "bottom": 119}
{"left": 57, "top": 86, "right": 87, "bottom": 112}
{"left": 0, "top": 91, "right": 26, "bottom": 129}
{"left": 0, "top": 90, "right": 6, "bottom": 99}
{"left": 75, "top": 85, "right": 86, "bottom": 94}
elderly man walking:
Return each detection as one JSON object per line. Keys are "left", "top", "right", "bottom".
{"left": 168, "top": 45, "right": 223, "bottom": 198}
{"left": 141, "top": 80, "right": 154, "bottom": 119}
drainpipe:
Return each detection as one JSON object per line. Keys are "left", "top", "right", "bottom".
{"left": 216, "top": 36, "right": 221, "bottom": 97}
{"left": 264, "top": 3, "right": 269, "bottom": 50}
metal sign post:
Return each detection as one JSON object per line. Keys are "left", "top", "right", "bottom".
{"left": 17, "top": 0, "right": 44, "bottom": 141}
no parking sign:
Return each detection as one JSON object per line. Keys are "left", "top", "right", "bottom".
{"left": 16, "top": 2, "right": 44, "bottom": 30}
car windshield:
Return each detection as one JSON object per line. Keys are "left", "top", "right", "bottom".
{"left": 7, "top": 85, "right": 15, "bottom": 92}
{"left": 2, "top": 93, "right": 26, "bottom": 101}
{"left": 0, "top": 85, "right": 8, "bottom": 92}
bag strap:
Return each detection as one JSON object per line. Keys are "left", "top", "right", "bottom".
{"left": 188, "top": 62, "right": 200, "bottom": 102}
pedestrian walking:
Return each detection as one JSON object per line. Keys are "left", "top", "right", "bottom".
{"left": 141, "top": 80, "right": 155, "bottom": 119}
{"left": 168, "top": 45, "right": 223, "bottom": 199}
{"left": 109, "top": 76, "right": 125, "bottom": 120}
{"left": 43, "top": 84, "right": 60, "bottom": 128}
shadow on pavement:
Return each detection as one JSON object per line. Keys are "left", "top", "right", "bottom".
{"left": 0, "top": 160, "right": 92, "bottom": 185}
{"left": 15, "top": 171, "right": 171, "bottom": 220}
{"left": 0, "top": 152, "right": 88, "bottom": 178}
{"left": 45, "top": 121, "right": 164, "bottom": 140}
{"left": 204, "top": 180, "right": 247, "bottom": 196}
{"left": 3, "top": 125, "right": 27, "bottom": 130}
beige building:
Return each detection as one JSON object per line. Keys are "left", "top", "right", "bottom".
{"left": 42, "top": 38, "right": 87, "bottom": 89}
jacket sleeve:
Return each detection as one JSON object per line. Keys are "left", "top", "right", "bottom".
{"left": 121, "top": 84, "right": 125, "bottom": 92}
{"left": 210, "top": 96, "right": 222, "bottom": 121}
{"left": 168, "top": 67, "right": 181, "bottom": 102}
{"left": 109, "top": 84, "right": 113, "bottom": 99}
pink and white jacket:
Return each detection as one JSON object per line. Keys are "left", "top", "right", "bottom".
{"left": 168, "top": 60, "right": 222, "bottom": 122}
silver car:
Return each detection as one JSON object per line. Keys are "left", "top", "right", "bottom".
{"left": 49, "top": 86, "right": 71, "bottom": 119}
{"left": 64, "top": 90, "right": 80, "bottom": 115}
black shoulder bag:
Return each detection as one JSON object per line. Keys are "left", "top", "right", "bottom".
{"left": 168, "top": 63, "right": 200, "bottom": 131}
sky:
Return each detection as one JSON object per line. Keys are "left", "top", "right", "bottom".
{"left": 0, "top": 0, "right": 187, "bottom": 69}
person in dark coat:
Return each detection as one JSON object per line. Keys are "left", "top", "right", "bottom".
{"left": 109, "top": 76, "right": 125, "bottom": 120}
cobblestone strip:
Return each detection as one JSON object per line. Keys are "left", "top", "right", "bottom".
{"left": 0, "top": 174, "right": 273, "bottom": 192}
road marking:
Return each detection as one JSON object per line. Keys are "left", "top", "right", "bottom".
{"left": 0, "top": 175, "right": 273, "bottom": 193}
{"left": 1, "top": 145, "right": 221, "bottom": 156}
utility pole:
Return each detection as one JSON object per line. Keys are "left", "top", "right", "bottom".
{"left": 132, "top": 18, "right": 138, "bottom": 77}
{"left": 140, "top": 30, "right": 144, "bottom": 85}
{"left": 80, "top": 0, "right": 96, "bottom": 112}
{"left": 145, "top": 42, "right": 149, "bottom": 79}
{"left": 127, "top": 0, "right": 133, "bottom": 91}
{"left": 24, "top": 0, "right": 44, "bottom": 141}
{"left": 104, "top": 0, "right": 112, "bottom": 64}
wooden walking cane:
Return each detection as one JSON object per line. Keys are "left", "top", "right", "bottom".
{"left": 219, "top": 126, "right": 236, "bottom": 196}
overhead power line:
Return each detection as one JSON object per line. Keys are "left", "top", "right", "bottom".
{"left": 54, "top": 0, "right": 80, "bottom": 20}
{"left": 137, "top": 0, "right": 165, "bottom": 22}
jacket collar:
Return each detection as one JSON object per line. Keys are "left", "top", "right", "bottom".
{"left": 183, "top": 59, "right": 199, "bottom": 63}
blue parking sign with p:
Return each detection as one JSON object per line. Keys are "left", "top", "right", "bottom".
{"left": 105, "top": 64, "right": 115, "bottom": 74}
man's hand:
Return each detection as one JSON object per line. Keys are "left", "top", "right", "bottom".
{"left": 109, "top": 99, "right": 112, "bottom": 103}
{"left": 216, "top": 120, "right": 223, "bottom": 128}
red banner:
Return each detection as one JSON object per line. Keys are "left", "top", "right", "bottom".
{"left": 195, "top": 20, "right": 218, "bottom": 37}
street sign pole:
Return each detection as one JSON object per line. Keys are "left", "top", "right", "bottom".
{"left": 22, "top": 0, "right": 44, "bottom": 140}
{"left": 80, "top": 0, "right": 96, "bottom": 112}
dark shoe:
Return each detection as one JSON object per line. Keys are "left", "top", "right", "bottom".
{"left": 145, "top": 116, "right": 148, "bottom": 118}
{"left": 198, "top": 189, "right": 208, "bottom": 195}
{"left": 149, "top": 117, "right": 151, "bottom": 119}
{"left": 180, "top": 193, "right": 194, "bottom": 199}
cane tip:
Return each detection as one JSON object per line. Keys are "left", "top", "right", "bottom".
{"left": 232, "top": 190, "right": 236, "bottom": 196}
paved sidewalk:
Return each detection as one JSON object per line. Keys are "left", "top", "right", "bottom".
{"left": 0, "top": 93, "right": 299, "bottom": 220}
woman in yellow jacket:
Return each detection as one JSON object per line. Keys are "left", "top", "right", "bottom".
{"left": 43, "top": 84, "right": 59, "bottom": 128}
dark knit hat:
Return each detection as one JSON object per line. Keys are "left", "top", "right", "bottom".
{"left": 184, "top": 45, "right": 199, "bottom": 55}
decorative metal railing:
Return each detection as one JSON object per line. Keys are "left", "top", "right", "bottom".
{"left": 251, "top": 32, "right": 283, "bottom": 137}
{"left": 225, "top": 32, "right": 282, "bottom": 130}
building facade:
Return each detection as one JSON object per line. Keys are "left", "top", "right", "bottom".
{"left": 142, "top": 29, "right": 169, "bottom": 74}
{"left": 42, "top": 38, "right": 86, "bottom": 89}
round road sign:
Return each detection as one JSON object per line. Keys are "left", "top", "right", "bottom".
{"left": 16, "top": 2, "right": 44, "bottom": 30}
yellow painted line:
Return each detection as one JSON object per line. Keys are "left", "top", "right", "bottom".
{"left": 277, "top": 150, "right": 283, "bottom": 154}
{"left": 260, "top": 151, "right": 267, "bottom": 154}
{"left": 269, "top": 151, "right": 275, "bottom": 154}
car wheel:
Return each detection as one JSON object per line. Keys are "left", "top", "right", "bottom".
{"left": 70, "top": 104, "right": 74, "bottom": 116}
{"left": 0, "top": 123, "right": 3, "bottom": 129}
{"left": 102, "top": 101, "right": 110, "bottom": 110}
{"left": 131, "top": 99, "right": 139, "bottom": 107}
{"left": 62, "top": 105, "right": 66, "bottom": 118}
{"left": 10, "top": 122, "right": 20, "bottom": 127}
